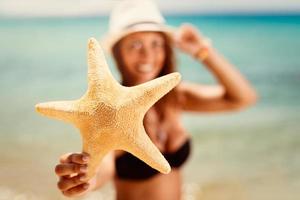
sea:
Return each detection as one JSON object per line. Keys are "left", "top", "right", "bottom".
{"left": 0, "top": 14, "right": 299, "bottom": 200}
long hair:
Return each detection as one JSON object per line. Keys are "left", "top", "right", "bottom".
{"left": 112, "top": 32, "right": 178, "bottom": 121}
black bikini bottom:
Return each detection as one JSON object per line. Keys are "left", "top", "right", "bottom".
{"left": 115, "top": 139, "right": 191, "bottom": 181}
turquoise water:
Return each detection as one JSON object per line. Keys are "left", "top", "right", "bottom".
{"left": 0, "top": 15, "right": 300, "bottom": 199}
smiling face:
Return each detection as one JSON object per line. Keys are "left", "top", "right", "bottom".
{"left": 116, "top": 32, "right": 167, "bottom": 85}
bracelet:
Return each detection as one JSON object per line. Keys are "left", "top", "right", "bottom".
{"left": 194, "top": 38, "right": 212, "bottom": 62}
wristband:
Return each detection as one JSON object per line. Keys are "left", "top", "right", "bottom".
{"left": 194, "top": 38, "right": 212, "bottom": 61}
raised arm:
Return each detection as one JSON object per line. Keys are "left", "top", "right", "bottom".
{"left": 174, "top": 24, "right": 257, "bottom": 112}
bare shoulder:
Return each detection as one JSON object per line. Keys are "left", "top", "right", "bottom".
{"left": 175, "top": 81, "right": 253, "bottom": 112}
{"left": 176, "top": 81, "right": 225, "bottom": 102}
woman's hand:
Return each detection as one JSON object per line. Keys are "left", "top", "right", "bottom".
{"left": 174, "top": 24, "right": 207, "bottom": 56}
{"left": 55, "top": 153, "right": 95, "bottom": 197}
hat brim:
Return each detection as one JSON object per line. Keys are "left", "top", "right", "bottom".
{"left": 101, "top": 24, "right": 176, "bottom": 54}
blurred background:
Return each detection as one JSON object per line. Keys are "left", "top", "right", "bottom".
{"left": 0, "top": 0, "right": 300, "bottom": 199}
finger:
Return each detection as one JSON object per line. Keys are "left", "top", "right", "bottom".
{"left": 55, "top": 163, "right": 87, "bottom": 176}
{"left": 59, "top": 153, "right": 73, "bottom": 164}
{"left": 174, "top": 25, "right": 185, "bottom": 42}
{"left": 180, "top": 24, "right": 202, "bottom": 40}
{"left": 174, "top": 23, "right": 189, "bottom": 40}
{"left": 57, "top": 174, "right": 87, "bottom": 191}
{"left": 175, "top": 24, "right": 197, "bottom": 46}
{"left": 181, "top": 23, "right": 197, "bottom": 33}
{"left": 62, "top": 183, "right": 89, "bottom": 197}
{"left": 60, "top": 152, "right": 90, "bottom": 164}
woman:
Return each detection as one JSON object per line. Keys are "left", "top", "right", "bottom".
{"left": 54, "top": 0, "right": 257, "bottom": 199}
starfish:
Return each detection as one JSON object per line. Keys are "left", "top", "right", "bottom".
{"left": 35, "top": 38, "right": 181, "bottom": 180}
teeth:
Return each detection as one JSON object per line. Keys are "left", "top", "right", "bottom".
{"left": 137, "top": 64, "right": 153, "bottom": 73}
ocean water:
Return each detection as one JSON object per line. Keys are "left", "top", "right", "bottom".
{"left": 0, "top": 15, "right": 300, "bottom": 200}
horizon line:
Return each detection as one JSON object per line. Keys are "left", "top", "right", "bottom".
{"left": 1, "top": 10, "right": 300, "bottom": 19}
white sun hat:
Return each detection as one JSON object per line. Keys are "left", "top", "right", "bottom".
{"left": 101, "top": 0, "right": 175, "bottom": 53}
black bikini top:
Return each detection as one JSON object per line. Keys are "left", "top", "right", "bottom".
{"left": 115, "top": 139, "right": 191, "bottom": 181}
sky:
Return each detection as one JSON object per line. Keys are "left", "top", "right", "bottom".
{"left": 0, "top": 0, "right": 300, "bottom": 17}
